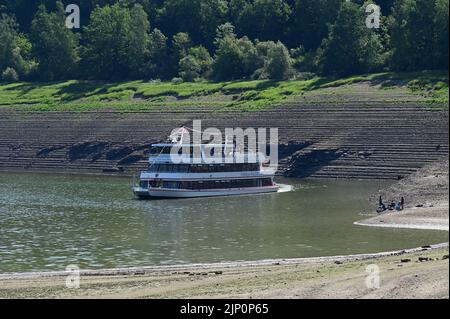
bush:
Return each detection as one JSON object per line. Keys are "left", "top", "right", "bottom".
{"left": 2, "top": 67, "right": 19, "bottom": 82}
{"left": 253, "top": 41, "right": 293, "bottom": 80}
{"left": 179, "top": 55, "right": 201, "bottom": 82}
{"left": 213, "top": 36, "right": 246, "bottom": 80}
{"left": 188, "top": 46, "right": 213, "bottom": 79}
{"left": 265, "top": 41, "right": 293, "bottom": 80}
{"left": 171, "top": 77, "right": 183, "bottom": 84}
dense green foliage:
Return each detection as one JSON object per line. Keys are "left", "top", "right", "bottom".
{"left": 30, "top": 2, "right": 79, "bottom": 80}
{"left": 0, "top": 0, "right": 448, "bottom": 83}
{"left": 80, "top": 3, "right": 151, "bottom": 79}
{"left": 318, "top": 2, "right": 384, "bottom": 76}
{"left": 0, "top": 13, "right": 36, "bottom": 79}
{"left": 390, "top": 0, "right": 449, "bottom": 71}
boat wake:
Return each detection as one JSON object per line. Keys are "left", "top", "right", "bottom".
{"left": 277, "top": 183, "right": 294, "bottom": 193}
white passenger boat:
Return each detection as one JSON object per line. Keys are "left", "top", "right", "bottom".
{"left": 133, "top": 142, "right": 279, "bottom": 199}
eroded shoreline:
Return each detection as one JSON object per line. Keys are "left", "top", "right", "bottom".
{"left": 0, "top": 243, "right": 448, "bottom": 299}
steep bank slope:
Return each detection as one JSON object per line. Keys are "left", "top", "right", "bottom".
{"left": 0, "top": 76, "right": 448, "bottom": 179}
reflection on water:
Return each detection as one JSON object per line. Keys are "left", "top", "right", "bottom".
{"left": 0, "top": 172, "right": 447, "bottom": 272}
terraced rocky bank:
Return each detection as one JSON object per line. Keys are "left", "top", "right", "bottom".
{"left": 0, "top": 80, "right": 448, "bottom": 180}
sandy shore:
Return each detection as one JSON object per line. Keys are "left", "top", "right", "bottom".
{"left": 0, "top": 244, "right": 448, "bottom": 299}
{"left": 355, "top": 203, "right": 449, "bottom": 231}
{"left": 358, "top": 158, "right": 449, "bottom": 231}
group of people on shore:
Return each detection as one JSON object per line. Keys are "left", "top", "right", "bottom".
{"left": 377, "top": 196, "right": 404, "bottom": 213}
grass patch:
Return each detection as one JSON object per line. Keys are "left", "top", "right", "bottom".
{"left": 317, "top": 71, "right": 448, "bottom": 108}
{"left": 0, "top": 71, "right": 447, "bottom": 112}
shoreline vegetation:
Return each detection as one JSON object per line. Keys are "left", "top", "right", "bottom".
{"left": 0, "top": 71, "right": 448, "bottom": 111}
{"left": 1, "top": 1, "right": 448, "bottom": 88}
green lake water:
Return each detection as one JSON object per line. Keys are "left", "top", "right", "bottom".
{"left": 0, "top": 172, "right": 447, "bottom": 273}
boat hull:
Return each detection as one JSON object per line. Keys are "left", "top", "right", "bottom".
{"left": 133, "top": 186, "right": 279, "bottom": 199}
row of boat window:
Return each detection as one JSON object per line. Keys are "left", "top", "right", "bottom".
{"left": 140, "top": 178, "right": 273, "bottom": 189}
{"left": 148, "top": 163, "right": 260, "bottom": 173}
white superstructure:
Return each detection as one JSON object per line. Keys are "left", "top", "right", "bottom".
{"left": 133, "top": 142, "right": 278, "bottom": 199}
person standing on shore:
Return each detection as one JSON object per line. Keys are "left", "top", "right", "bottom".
{"left": 377, "top": 196, "right": 386, "bottom": 213}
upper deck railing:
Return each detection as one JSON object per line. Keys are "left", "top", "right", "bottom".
{"left": 148, "top": 143, "right": 268, "bottom": 164}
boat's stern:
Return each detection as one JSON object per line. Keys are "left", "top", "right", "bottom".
{"left": 133, "top": 172, "right": 151, "bottom": 198}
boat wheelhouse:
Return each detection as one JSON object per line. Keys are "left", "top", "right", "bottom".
{"left": 133, "top": 143, "right": 279, "bottom": 199}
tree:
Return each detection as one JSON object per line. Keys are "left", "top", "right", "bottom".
{"left": 390, "top": 0, "right": 433, "bottom": 71}
{"left": 433, "top": 0, "right": 449, "bottom": 69}
{"left": 81, "top": 3, "right": 152, "bottom": 80}
{"left": 30, "top": 2, "right": 79, "bottom": 80}
{"left": 237, "top": 36, "right": 259, "bottom": 76}
{"left": 82, "top": 3, "right": 129, "bottom": 79}
{"left": 172, "top": 32, "right": 192, "bottom": 59}
{"left": 252, "top": 40, "right": 293, "bottom": 80}
{"left": 214, "top": 22, "right": 236, "bottom": 46}
{"left": 156, "top": 0, "right": 198, "bottom": 40}
{"left": 235, "top": 0, "right": 291, "bottom": 42}
{"left": 179, "top": 55, "right": 201, "bottom": 81}
{"left": 0, "top": 0, "right": 56, "bottom": 33}
{"left": 186, "top": 45, "right": 213, "bottom": 79}
{"left": 290, "top": 0, "right": 343, "bottom": 50}
{"left": 0, "top": 13, "right": 35, "bottom": 80}
{"left": 212, "top": 22, "right": 295, "bottom": 80}
{"left": 128, "top": 4, "right": 150, "bottom": 78}
{"left": 170, "top": 32, "right": 193, "bottom": 76}
{"left": 0, "top": 0, "right": 448, "bottom": 82}
{"left": 147, "top": 28, "right": 169, "bottom": 79}
{"left": 213, "top": 36, "right": 245, "bottom": 80}
{"left": 264, "top": 41, "right": 293, "bottom": 80}
{"left": 228, "top": 0, "right": 248, "bottom": 24}
{"left": 376, "top": 0, "right": 396, "bottom": 14}
{"left": 198, "top": 0, "right": 228, "bottom": 49}
{"left": 157, "top": 0, "right": 227, "bottom": 50}
{"left": 318, "top": 1, "right": 384, "bottom": 76}
{"left": 2, "top": 66, "right": 19, "bottom": 82}
{"left": 212, "top": 23, "right": 259, "bottom": 80}
{"left": 389, "top": 0, "right": 449, "bottom": 71}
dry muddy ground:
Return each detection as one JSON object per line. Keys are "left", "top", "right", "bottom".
{"left": 0, "top": 246, "right": 448, "bottom": 299}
